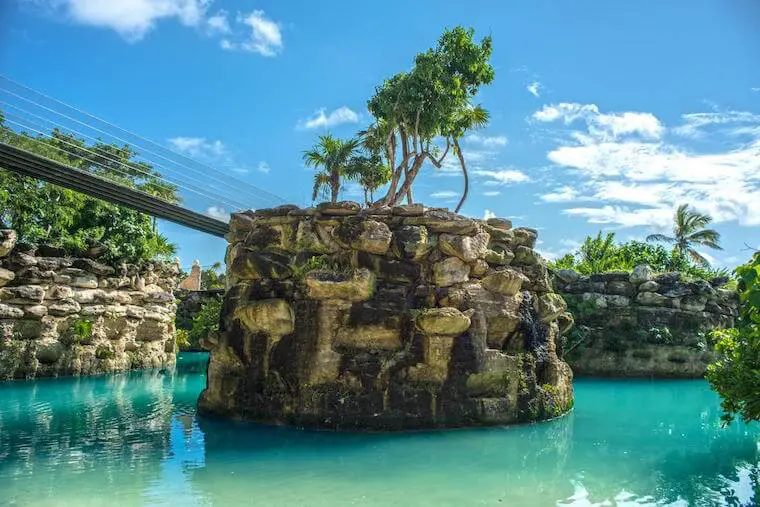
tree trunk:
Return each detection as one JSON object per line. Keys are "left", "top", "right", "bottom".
{"left": 330, "top": 170, "right": 340, "bottom": 204}
{"left": 453, "top": 139, "right": 469, "bottom": 213}
{"left": 392, "top": 154, "right": 425, "bottom": 206}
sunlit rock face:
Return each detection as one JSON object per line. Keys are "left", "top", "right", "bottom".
{"left": 0, "top": 229, "right": 178, "bottom": 379}
{"left": 199, "top": 204, "right": 574, "bottom": 430}
{"left": 555, "top": 268, "right": 739, "bottom": 378}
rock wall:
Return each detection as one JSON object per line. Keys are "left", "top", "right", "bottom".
{"left": 199, "top": 202, "right": 574, "bottom": 430}
{"left": 0, "top": 229, "right": 178, "bottom": 380}
{"left": 554, "top": 266, "right": 738, "bottom": 378}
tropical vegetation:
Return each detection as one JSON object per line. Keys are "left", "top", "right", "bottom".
{"left": 0, "top": 113, "right": 178, "bottom": 263}
{"left": 551, "top": 231, "right": 727, "bottom": 281}
{"left": 646, "top": 204, "right": 722, "bottom": 267}
{"left": 304, "top": 26, "right": 494, "bottom": 211}
{"left": 706, "top": 251, "right": 760, "bottom": 424}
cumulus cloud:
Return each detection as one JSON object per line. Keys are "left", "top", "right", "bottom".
{"left": 527, "top": 81, "right": 541, "bottom": 97}
{"left": 168, "top": 136, "right": 226, "bottom": 159}
{"left": 466, "top": 133, "right": 508, "bottom": 147}
{"left": 532, "top": 101, "right": 760, "bottom": 228}
{"left": 257, "top": 161, "right": 271, "bottom": 174}
{"left": 29, "top": 1, "right": 284, "bottom": 57}
{"left": 473, "top": 169, "right": 531, "bottom": 186}
{"left": 483, "top": 209, "right": 497, "bottom": 220}
{"left": 206, "top": 205, "right": 230, "bottom": 222}
{"left": 483, "top": 191, "right": 501, "bottom": 197}
{"left": 221, "top": 10, "right": 282, "bottom": 56}
{"left": 298, "top": 107, "right": 361, "bottom": 129}
{"left": 430, "top": 190, "right": 459, "bottom": 199}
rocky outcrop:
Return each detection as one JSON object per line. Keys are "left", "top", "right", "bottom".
{"left": 0, "top": 230, "right": 179, "bottom": 380}
{"left": 198, "top": 203, "right": 574, "bottom": 430}
{"left": 554, "top": 267, "right": 738, "bottom": 378}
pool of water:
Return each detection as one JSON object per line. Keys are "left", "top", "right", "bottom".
{"left": 0, "top": 352, "right": 758, "bottom": 506}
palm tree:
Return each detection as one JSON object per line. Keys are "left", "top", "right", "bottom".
{"left": 345, "top": 154, "right": 392, "bottom": 206}
{"left": 646, "top": 204, "right": 722, "bottom": 266}
{"left": 303, "top": 135, "right": 359, "bottom": 204}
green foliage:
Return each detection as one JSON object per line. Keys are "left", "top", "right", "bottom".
{"left": 187, "top": 296, "right": 222, "bottom": 350}
{"left": 563, "top": 294, "right": 598, "bottom": 320}
{"left": 175, "top": 328, "right": 191, "bottom": 350}
{"left": 292, "top": 255, "right": 330, "bottom": 279}
{"left": 200, "top": 262, "right": 226, "bottom": 290}
{"left": 636, "top": 326, "right": 674, "bottom": 345}
{"left": 0, "top": 118, "right": 178, "bottom": 263}
{"left": 551, "top": 231, "right": 728, "bottom": 281}
{"left": 60, "top": 318, "right": 93, "bottom": 347}
{"left": 303, "top": 135, "right": 360, "bottom": 204}
{"left": 646, "top": 204, "right": 723, "bottom": 267}
{"left": 95, "top": 344, "right": 115, "bottom": 360}
{"left": 707, "top": 252, "right": 760, "bottom": 424}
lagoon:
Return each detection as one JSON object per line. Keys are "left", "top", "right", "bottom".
{"left": 0, "top": 353, "right": 756, "bottom": 506}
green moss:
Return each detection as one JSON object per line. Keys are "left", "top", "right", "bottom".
{"left": 95, "top": 344, "right": 115, "bottom": 360}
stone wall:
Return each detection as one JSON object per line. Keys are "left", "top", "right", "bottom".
{"left": 554, "top": 266, "right": 738, "bottom": 378}
{"left": 199, "top": 202, "right": 574, "bottom": 430}
{"left": 0, "top": 229, "right": 178, "bottom": 380}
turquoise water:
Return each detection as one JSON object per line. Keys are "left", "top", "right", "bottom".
{"left": 0, "top": 353, "right": 758, "bottom": 506}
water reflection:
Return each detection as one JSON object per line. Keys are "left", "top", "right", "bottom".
{"left": 0, "top": 355, "right": 758, "bottom": 506}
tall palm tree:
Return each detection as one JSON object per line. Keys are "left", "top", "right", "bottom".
{"left": 646, "top": 204, "right": 722, "bottom": 266}
{"left": 303, "top": 135, "right": 359, "bottom": 204}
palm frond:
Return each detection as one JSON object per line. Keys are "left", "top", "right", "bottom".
{"left": 646, "top": 233, "right": 675, "bottom": 244}
{"left": 687, "top": 247, "right": 711, "bottom": 267}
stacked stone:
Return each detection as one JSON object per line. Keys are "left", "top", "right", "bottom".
{"left": 554, "top": 265, "right": 739, "bottom": 378}
{"left": 200, "top": 202, "right": 574, "bottom": 430}
{"left": 0, "top": 229, "right": 178, "bottom": 380}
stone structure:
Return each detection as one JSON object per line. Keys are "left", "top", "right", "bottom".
{"left": 199, "top": 203, "right": 574, "bottom": 430}
{"left": 0, "top": 229, "right": 179, "bottom": 379}
{"left": 554, "top": 266, "right": 738, "bottom": 378}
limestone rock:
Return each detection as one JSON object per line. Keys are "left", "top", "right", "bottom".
{"left": 636, "top": 291, "right": 669, "bottom": 306}
{"left": 354, "top": 220, "right": 392, "bottom": 255}
{"left": 24, "top": 305, "right": 48, "bottom": 319}
{"left": 36, "top": 340, "right": 64, "bottom": 364}
{"left": 0, "top": 268, "right": 15, "bottom": 287}
{"left": 0, "top": 230, "right": 17, "bottom": 257}
{"left": 639, "top": 281, "right": 660, "bottom": 292}
{"left": 483, "top": 248, "right": 513, "bottom": 266}
{"left": 71, "top": 274, "right": 99, "bottom": 289}
{"left": 630, "top": 264, "right": 654, "bottom": 284}
{"left": 485, "top": 217, "right": 512, "bottom": 230}
{"left": 512, "top": 246, "right": 541, "bottom": 266}
{"left": 555, "top": 269, "right": 580, "bottom": 284}
{"left": 415, "top": 307, "right": 472, "bottom": 336}
{"left": 235, "top": 299, "right": 294, "bottom": 336}
{"left": 2, "top": 285, "right": 45, "bottom": 304}
{"left": 392, "top": 204, "right": 425, "bottom": 216}
{"left": 230, "top": 250, "right": 292, "bottom": 281}
{"left": 0, "top": 303, "right": 24, "bottom": 319}
{"left": 405, "top": 210, "right": 478, "bottom": 235}
{"left": 72, "top": 258, "right": 114, "bottom": 276}
{"left": 439, "top": 232, "right": 490, "bottom": 262}
{"left": 512, "top": 227, "right": 537, "bottom": 248}
{"left": 48, "top": 299, "right": 81, "bottom": 316}
{"left": 481, "top": 268, "right": 529, "bottom": 296}
{"left": 534, "top": 293, "right": 568, "bottom": 322}
{"left": 317, "top": 201, "right": 361, "bottom": 216}
{"left": 470, "top": 259, "right": 489, "bottom": 277}
{"left": 432, "top": 257, "right": 469, "bottom": 287}
{"left": 335, "top": 325, "right": 401, "bottom": 350}
{"left": 305, "top": 268, "right": 375, "bottom": 301}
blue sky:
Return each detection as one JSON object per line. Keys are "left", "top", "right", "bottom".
{"left": 1, "top": 0, "right": 760, "bottom": 271}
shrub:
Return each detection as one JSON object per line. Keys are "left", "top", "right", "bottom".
{"left": 175, "top": 329, "right": 191, "bottom": 350}
{"left": 60, "top": 318, "right": 93, "bottom": 347}
{"left": 706, "top": 251, "right": 760, "bottom": 424}
{"left": 187, "top": 297, "right": 222, "bottom": 350}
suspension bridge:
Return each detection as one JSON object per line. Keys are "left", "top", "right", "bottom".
{"left": 0, "top": 75, "right": 286, "bottom": 237}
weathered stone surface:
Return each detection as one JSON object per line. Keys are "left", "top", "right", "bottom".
{"left": 392, "top": 204, "right": 425, "bottom": 216}
{"left": 0, "top": 268, "right": 15, "bottom": 287}
{"left": 235, "top": 299, "right": 294, "bottom": 336}
{"left": 201, "top": 211, "right": 572, "bottom": 430}
{"left": 305, "top": 269, "right": 375, "bottom": 301}
{"left": 72, "top": 258, "right": 114, "bottom": 276}
{"left": 485, "top": 217, "right": 512, "bottom": 230}
{"left": 481, "top": 268, "right": 528, "bottom": 296}
{"left": 439, "top": 232, "right": 490, "bottom": 263}
{"left": 555, "top": 269, "right": 580, "bottom": 284}
{"left": 432, "top": 257, "right": 469, "bottom": 287}
{"left": 534, "top": 293, "right": 567, "bottom": 322}
{"left": 48, "top": 299, "right": 81, "bottom": 316}
{"left": 639, "top": 280, "right": 660, "bottom": 292}
{"left": 230, "top": 250, "right": 292, "bottom": 281}
{"left": 415, "top": 307, "right": 471, "bottom": 336}
{"left": 636, "top": 291, "right": 669, "bottom": 306}
{"left": 0, "top": 304, "right": 24, "bottom": 319}
{"left": 512, "top": 227, "right": 537, "bottom": 248}
{"left": 630, "top": 264, "right": 654, "bottom": 284}
{"left": 36, "top": 340, "right": 64, "bottom": 364}
{"left": 354, "top": 220, "right": 392, "bottom": 255}
{"left": 2, "top": 285, "right": 45, "bottom": 304}
{"left": 317, "top": 201, "right": 361, "bottom": 216}
{"left": 0, "top": 229, "right": 18, "bottom": 257}
{"left": 512, "top": 246, "right": 541, "bottom": 266}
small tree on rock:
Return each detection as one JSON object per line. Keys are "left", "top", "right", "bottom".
{"left": 303, "top": 135, "right": 359, "bottom": 204}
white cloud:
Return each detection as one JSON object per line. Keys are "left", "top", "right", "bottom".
{"left": 752, "top": 87, "right": 760, "bottom": 93}
{"left": 473, "top": 169, "right": 531, "bottom": 185}
{"left": 33, "top": 0, "right": 210, "bottom": 41}
{"left": 168, "top": 136, "right": 226, "bottom": 159}
{"left": 205, "top": 9, "right": 230, "bottom": 35}
{"left": 483, "top": 209, "right": 497, "bottom": 220}
{"left": 298, "top": 107, "right": 361, "bottom": 129}
{"left": 257, "top": 161, "right": 270, "bottom": 174}
{"left": 430, "top": 190, "right": 459, "bottom": 199}
{"left": 466, "top": 133, "right": 508, "bottom": 147}
{"left": 527, "top": 81, "right": 541, "bottom": 97}
{"left": 206, "top": 205, "right": 230, "bottom": 222}
{"left": 221, "top": 10, "right": 282, "bottom": 56}
{"left": 532, "top": 101, "right": 760, "bottom": 228}
{"left": 533, "top": 102, "right": 664, "bottom": 140}
{"left": 483, "top": 191, "right": 500, "bottom": 197}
